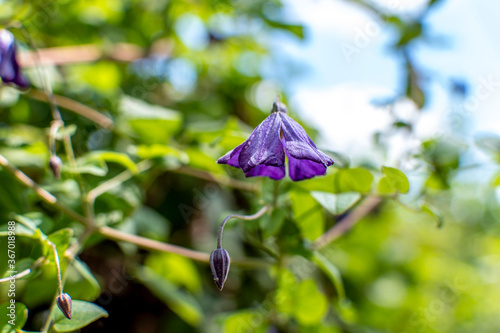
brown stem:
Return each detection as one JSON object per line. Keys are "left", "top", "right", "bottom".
{"left": 98, "top": 226, "right": 210, "bottom": 263}
{"left": 18, "top": 43, "right": 146, "bottom": 67}
{"left": 171, "top": 166, "right": 258, "bottom": 192}
{"left": 312, "top": 196, "right": 383, "bottom": 250}
{"left": 0, "top": 154, "right": 88, "bottom": 225}
{"left": 26, "top": 89, "right": 114, "bottom": 129}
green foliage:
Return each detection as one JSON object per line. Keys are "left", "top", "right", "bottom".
{"left": 0, "top": 0, "right": 498, "bottom": 332}
{"left": 53, "top": 300, "right": 108, "bottom": 332}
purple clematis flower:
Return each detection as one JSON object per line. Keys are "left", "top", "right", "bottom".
{"left": 0, "top": 29, "right": 29, "bottom": 88}
{"left": 217, "top": 101, "right": 334, "bottom": 181}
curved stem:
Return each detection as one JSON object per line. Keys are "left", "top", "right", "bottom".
{"left": 49, "top": 242, "right": 63, "bottom": 295}
{"left": 217, "top": 206, "right": 270, "bottom": 249}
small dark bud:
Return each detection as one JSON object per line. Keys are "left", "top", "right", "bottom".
{"left": 56, "top": 293, "right": 72, "bottom": 319}
{"left": 210, "top": 248, "right": 230, "bottom": 291}
{"left": 271, "top": 101, "right": 288, "bottom": 114}
{"left": 49, "top": 155, "right": 62, "bottom": 179}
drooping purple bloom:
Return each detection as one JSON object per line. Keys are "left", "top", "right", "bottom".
{"left": 217, "top": 101, "right": 334, "bottom": 181}
{"left": 0, "top": 29, "right": 29, "bottom": 88}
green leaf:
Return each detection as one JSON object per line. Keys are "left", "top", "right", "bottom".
{"left": 275, "top": 270, "right": 328, "bottom": 325}
{"left": 119, "top": 96, "right": 182, "bottom": 144}
{"left": 47, "top": 228, "right": 73, "bottom": 257}
{"left": 54, "top": 300, "right": 108, "bottom": 332}
{"left": 378, "top": 166, "right": 410, "bottom": 194}
{"left": 185, "top": 147, "right": 225, "bottom": 174}
{"left": 134, "top": 144, "right": 189, "bottom": 163}
{"left": 313, "top": 252, "right": 346, "bottom": 302}
{"left": 292, "top": 279, "right": 328, "bottom": 325}
{"left": 421, "top": 204, "right": 444, "bottom": 228}
{"left": 145, "top": 252, "right": 201, "bottom": 294}
{"left": 290, "top": 191, "right": 324, "bottom": 240}
{"left": 311, "top": 192, "right": 361, "bottom": 215}
{"left": 336, "top": 168, "right": 373, "bottom": 193}
{"left": 0, "top": 302, "right": 28, "bottom": 331}
{"left": 135, "top": 266, "right": 203, "bottom": 326}
{"left": 493, "top": 174, "right": 500, "bottom": 187}
{"left": 223, "top": 310, "right": 268, "bottom": 333}
{"left": 81, "top": 151, "right": 138, "bottom": 174}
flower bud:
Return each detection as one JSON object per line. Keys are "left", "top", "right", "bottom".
{"left": 209, "top": 248, "right": 230, "bottom": 291}
{"left": 49, "top": 155, "right": 62, "bottom": 179}
{"left": 56, "top": 293, "right": 72, "bottom": 319}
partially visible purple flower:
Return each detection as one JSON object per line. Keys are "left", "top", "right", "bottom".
{"left": 217, "top": 101, "right": 334, "bottom": 181}
{"left": 0, "top": 29, "right": 29, "bottom": 88}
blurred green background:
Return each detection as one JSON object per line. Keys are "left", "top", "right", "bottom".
{"left": 1, "top": 0, "right": 500, "bottom": 332}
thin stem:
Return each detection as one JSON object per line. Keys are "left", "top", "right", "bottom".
{"left": 0, "top": 257, "right": 45, "bottom": 284}
{"left": 0, "top": 154, "right": 88, "bottom": 225}
{"left": 49, "top": 242, "right": 64, "bottom": 295}
{"left": 0, "top": 154, "right": 267, "bottom": 266}
{"left": 27, "top": 89, "right": 114, "bottom": 129}
{"left": 171, "top": 166, "right": 258, "bottom": 192}
{"left": 0, "top": 269, "right": 31, "bottom": 283}
{"left": 41, "top": 296, "right": 57, "bottom": 333}
{"left": 98, "top": 226, "right": 210, "bottom": 263}
{"left": 23, "top": 26, "right": 93, "bottom": 223}
{"left": 312, "top": 196, "right": 383, "bottom": 250}
{"left": 217, "top": 206, "right": 270, "bottom": 249}
{"left": 87, "top": 160, "right": 152, "bottom": 202}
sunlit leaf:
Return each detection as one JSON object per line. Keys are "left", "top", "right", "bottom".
{"left": 290, "top": 191, "right": 324, "bottom": 240}
{"left": 0, "top": 302, "right": 28, "bottom": 331}
{"left": 54, "top": 300, "right": 108, "bottom": 332}
{"left": 313, "top": 251, "right": 346, "bottom": 302}
{"left": 311, "top": 191, "right": 360, "bottom": 215}
{"left": 81, "top": 151, "right": 138, "bottom": 174}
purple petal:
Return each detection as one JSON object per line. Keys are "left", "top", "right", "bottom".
{"left": 244, "top": 164, "right": 285, "bottom": 180}
{"left": 285, "top": 149, "right": 328, "bottom": 181}
{"left": 217, "top": 113, "right": 285, "bottom": 175}
{"left": 239, "top": 113, "right": 285, "bottom": 172}
{"left": 217, "top": 143, "right": 244, "bottom": 167}
{"left": 280, "top": 113, "right": 334, "bottom": 166}
{"left": 0, "top": 30, "right": 29, "bottom": 88}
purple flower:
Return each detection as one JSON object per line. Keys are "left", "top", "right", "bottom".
{"left": 217, "top": 101, "right": 334, "bottom": 181}
{"left": 0, "top": 29, "right": 29, "bottom": 88}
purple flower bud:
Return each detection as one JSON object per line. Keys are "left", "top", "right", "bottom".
{"left": 0, "top": 30, "right": 29, "bottom": 88}
{"left": 49, "top": 155, "right": 62, "bottom": 179}
{"left": 56, "top": 293, "right": 72, "bottom": 320}
{"left": 209, "top": 248, "right": 230, "bottom": 291}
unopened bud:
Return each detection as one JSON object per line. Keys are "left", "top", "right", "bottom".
{"left": 209, "top": 248, "right": 230, "bottom": 291}
{"left": 56, "top": 293, "right": 72, "bottom": 319}
{"left": 49, "top": 155, "right": 62, "bottom": 179}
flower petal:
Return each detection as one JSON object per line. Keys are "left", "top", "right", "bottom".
{"left": 280, "top": 113, "right": 334, "bottom": 166}
{"left": 0, "top": 30, "right": 29, "bottom": 88}
{"left": 285, "top": 148, "right": 328, "bottom": 181}
{"left": 217, "top": 143, "right": 244, "bottom": 167}
{"left": 244, "top": 164, "right": 285, "bottom": 180}
{"left": 218, "top": 113, "right": 285, "bottom": 173}
{"left": 238, "top": 113, "right": 285, "bottom": 172}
